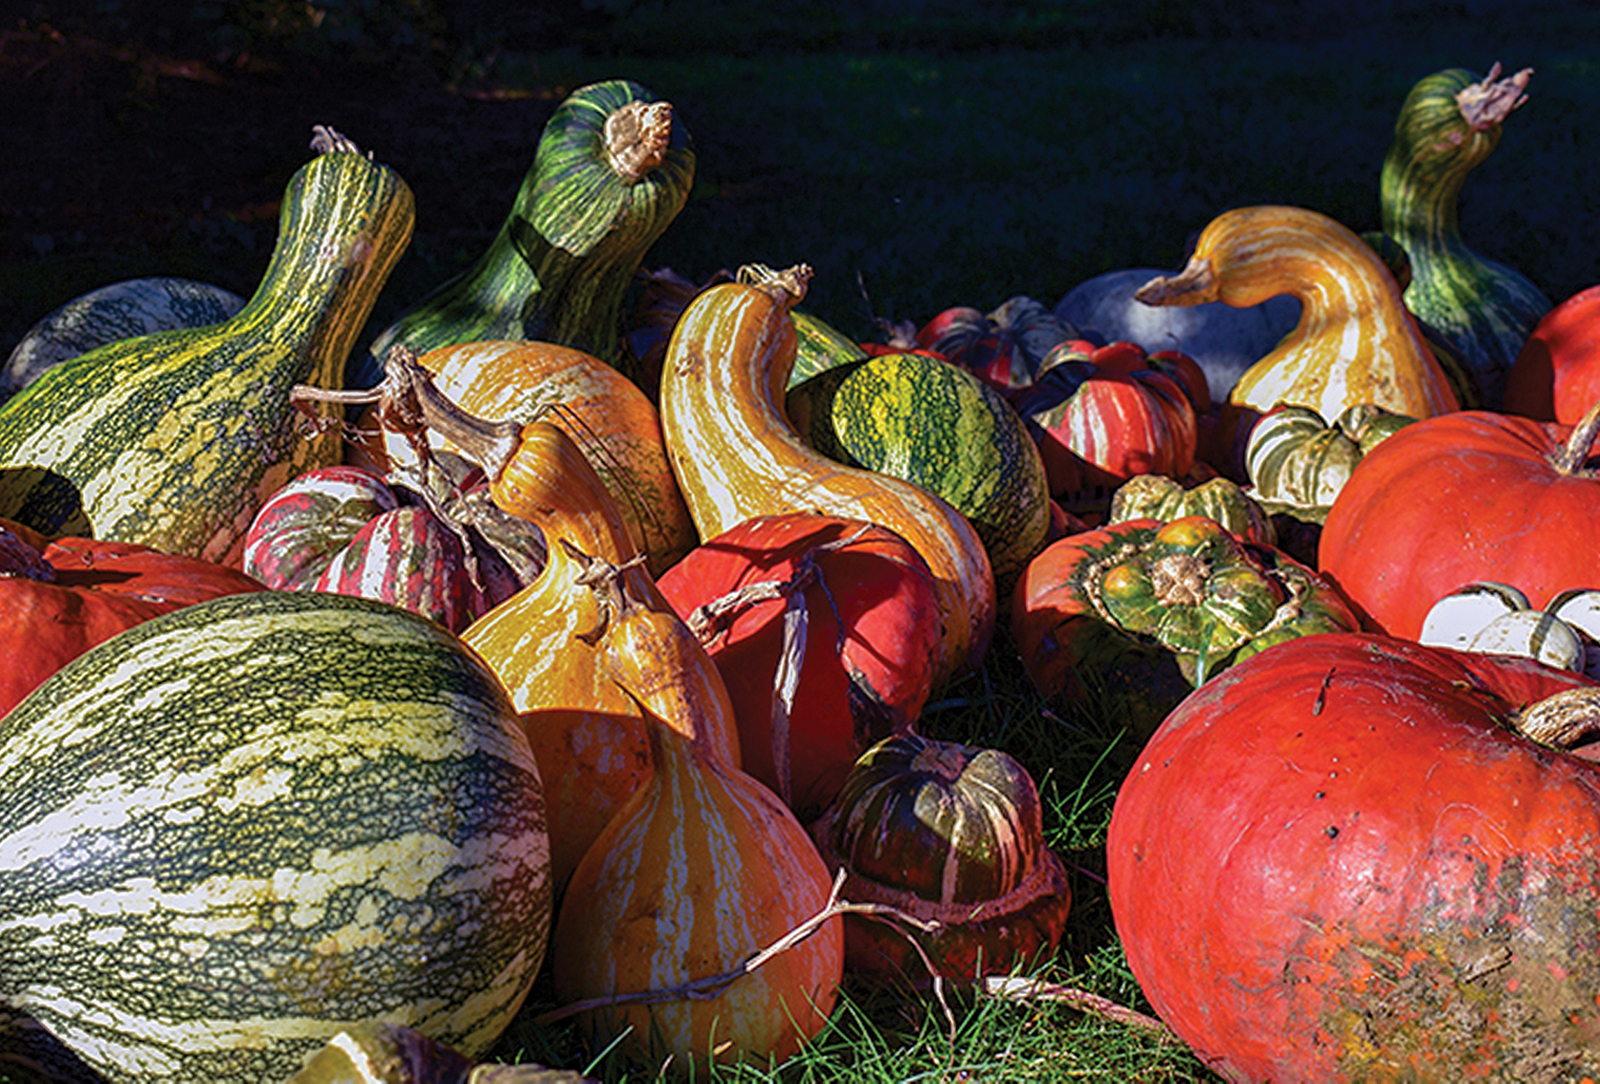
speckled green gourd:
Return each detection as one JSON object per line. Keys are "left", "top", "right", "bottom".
{"left": 365, "top": 79, "right": 694, "bottom": 387}
{"left": 0, "top": 590, "right": 551, "bottom": 1084}
{"left": 0, "top": 127, "right": 414, "bottom": 564}
{"left": 1379, "top": 64, "right": 1551, "bottom": 408}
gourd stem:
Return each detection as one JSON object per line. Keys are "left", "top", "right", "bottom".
{"left": 1552, "top": 396, "right": 1600, "bottom": 475}
{"left": 605, "top": 100, "right": 674, "bottom": 184}
{"left": 735, "top": 263, "right": 814, "bottom": 306}
{"left": 1455, "top": 63, "right": 1532, "bottom": 131}
{"left": 1513, "top": 686, "right": 1600, "bottom": 750}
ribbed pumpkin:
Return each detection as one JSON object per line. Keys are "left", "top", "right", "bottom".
{"left": 1134, "top": 205, "right": 1459, "bottom": 450}
{"left": 552, "top": 556, "right": 843, "bottom": 1071}
{"left": 657, "top": 263, "right": 995, "bottom": 686}
{"left": 363, "top": 339, "right": 694, "bottom": 575}
{"left": 1106, "top": 473, "right": 1275, "bottom": 546}
{"left": 0, "top": 517, "right": 265, "bottom": 718}
{"left": 0, "top": 590, "right": 551, "bottom": 1084}
{"left": 787, "top": 349, "right": 1051, "bottom": 586}
{"left": 655, "top": 511, "right": 944, "bottom": 820}
{"left": 364, "top": 80, "right": 694, "bottom": 391}
{"left": 808, "top": 732, "right": 1073, "bottom": 986}
{"left": 1381, "top": 63, "right": 1550, "bottom": 409}
{"left": 0, "top": 127, "right": 413, "bottom": 563}
{"left": 1014, "top": 515, "right": 1360, "bottom": 738}
{"left": 914, "top": 296, "right": 1075, "bottom": 393}
{"left": 2, "top": 277, "right": 244, "bottom": 404}
{"left": 1244, "top": 402, "right": 1416, "bottom": 524}
{"left": 241, "top": 461, "right": 544, "bottom": 634}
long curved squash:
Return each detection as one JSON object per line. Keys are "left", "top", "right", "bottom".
{"left": 0, "top": 127, "right": 413, "bottom": 563}
{"left": 1136, "top": 205, "right": 1459, "bottom": 435}
{"left": 658, "top": 265, "right": 995, "bottom": 683}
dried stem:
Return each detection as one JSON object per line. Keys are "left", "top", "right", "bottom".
{"left": 605, "top": 99, "right": 674, "bottom": 183}
{"left": 1455, "top": 62, "right": 1532, "bottom": 131}
{"left": 982, "top": 976, "right": 1179, "bottom": 1040}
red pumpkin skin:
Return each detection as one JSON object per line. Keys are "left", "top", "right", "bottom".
{"left": 1318, "top": 409, "right": 1600, "bottom": 639}
{"left": 655, "top": 512, "right": 943, "bottom": 820}
{"left": 1503, "top": 283, "right": 1600, "bottom": 425}
{"left": 1, "top": 519, "right": 265, "bottom": 717}
{"left": 1108, "top": 632, "right": 1600, "bottom": 1082}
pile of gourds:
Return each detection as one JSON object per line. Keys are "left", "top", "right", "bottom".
{"left": 5, "top": 56, "right": 1600, "bottom": 1084}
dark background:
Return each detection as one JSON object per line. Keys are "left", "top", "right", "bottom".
{"left": 6, "top": 0, "right": 1599, "bottom": 361}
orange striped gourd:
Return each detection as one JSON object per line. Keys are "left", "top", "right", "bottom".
{"left": 1135, "top": 205, "right": 1460, "bottom": 436}
{"left": 657, "top": 264, "right": 995, "bottom": 683}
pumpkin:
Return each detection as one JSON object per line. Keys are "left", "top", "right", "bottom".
{"left": 913, "top": 296, "right": 1075, "bottom": 393}
{"left": 240, "top": 460, "right": 544, "bottom": 634}
{"left": 657, "top": 263, "right": 996, "bottom": 685}
{"left": 1318, "top": 398, "right": 1600, "bottom": 639}
{"left": 1134, "top": 205, "right": 1459, "bottom": 451}
{"left": 0, "top": 126, "right": 413, "bottom": 562}
{"left": 1053, "top": 266, "right": 1301, "bottom": 403}
{"left": 1, "top": 277, "right": 244, "bottom": 404}
{"left": 1503, "top": 282, "right": 1600, "bottom": 424}
{"left": 1106, "top": 473, "right": 1274, "bottom": 546}
{"left": 1417, "top": 580, "right": 1600, "bottom": 678}
{"left": 1244, "top": 402, "right": 1416, "bottom": 524}
{"left": 1107, "top": 631, "right": 1600, "bottom": 1081}
{"left": 1008, "top": 341, "right": 1197, "bottom": 505}
{"left": 655, "top": 511, "right": 944, "bottom": 819}
{"left": 808, "top": 732, "right": 1073, "bottom": 986}
{"left": 786, "top": 349, "right": 1052, "bottom": 585}
{"left": 0, "top": 590, "right": 551, "bottom": 1083}
{"left": 552, "top": 555, "right": 842, "bottom": 1071}
{"left": 0, "top": 517, "right": 265, "bottom": 718}
{"left": 1380, "top": 63, "right": 1551, "bottom": 409}
{"left": 361, "top": 338, "right": 695, "bottom": 575}
{"left": 364, "top": 80, "right": 694, "bottom": 392}
{"left": 1013, "top": 515, "right": 1359, "bottom": 738}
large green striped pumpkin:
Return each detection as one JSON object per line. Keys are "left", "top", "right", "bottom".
{"left": 789, "top": 350, "right": 1050, "bottom": 584}
{"left": 0, "top": 590, "right": 551, "bottom": 1084}
{"left": 364, "top": 79, "right": 694, "bottom": 389}
{"left": 1380, "top": 64, "right": 1551, "bottom": 409}
{"left": 0, "top": 127, "right": 414, "bottom": 564}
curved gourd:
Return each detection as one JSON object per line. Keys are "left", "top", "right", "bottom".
{"left": 1380, "top": 63, "right": 1551, "bottom": 409}
{"left": 1136, "top": 205, "right": 1459, "bottom": 435}
{"left": 658, "top": 265, "right": 996, "bottom": 683}
{"left": 0, "top": 127, "right": 414, "bottom": 563}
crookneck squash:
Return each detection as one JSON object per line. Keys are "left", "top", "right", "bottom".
{"left": 658, "top": 264, "right": 996, "bottom": 685}
{"left": 0, "top": 127, "right": 414, "bottom": 564}
{"left": 1135, "top": 205, "right": 1459, "bottom": 446}
{"left": 365, "top": 80, "right": 694, "bottom": 390}
{"left": 1380, "top": 63, "right": 1551, "bottom": 409}
{"left": 0, "top": 590, "right": 551, "bottom": 1084}
{"left": 553, "top": 558, "right": 842, "bottom": 1071}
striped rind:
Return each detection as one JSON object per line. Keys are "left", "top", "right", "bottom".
{"left": 1380, "top": 67, "right": 1552, "bottom": 407}
{"left": 0, "top": 147, "right": 414, "bottom": 563}
{"left": 0, "top": 591, "right": 549, "bottom": 1083}
{"left": 658, "top": 281, "right": 996, "bottom": 683}
{"left": 826, "top": 352, "right": 1050, "bottom": 583}
{"left": 1246, "top": 403, "right": 1416, "bottom": 511}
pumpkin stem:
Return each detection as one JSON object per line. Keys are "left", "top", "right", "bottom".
{"left": 308, "top": 124, "right": 363, "bottom": 157}
{"left": 1455, "top": 62, "right": 1532, "bottom": 131}
{"left": 605, "top": 99, "right": 675, "bottom": 184}
{"left": 1551, "top": 396, "right": 1600, "bottom": 475}
{"left": 1512, "top": 686, "right": 1600, "bottom": 751}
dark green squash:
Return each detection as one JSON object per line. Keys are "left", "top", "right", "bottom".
{"left": 364, "top": 80, "right": 694, "bottom": 390}
{"left": 0, "top": 590, "right": 551, "bottom": 1084}
{"left": 0, "top": 127, "right": 414, "bottom": 564}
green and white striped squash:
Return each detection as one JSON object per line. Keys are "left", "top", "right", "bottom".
{"left": 0, "top": 127, "right": 414, "bottom": 564}
{"left": 1107, "top": 472, "right": 1275, "bottom": 546}
{"left": 0, "top": 590, "right": 551, "bottom": 1084}
{"left": 1380, "top": 63, "right": 1551, "bottom": 409}
{"left": 789, "top": 350, "right": 1051, "bottom": 585}
{"left": 1245, "top": 402, "right": 1416, "bottom": 524}
{"left": 364, "top": 79, "right": 694, "bottom": 390}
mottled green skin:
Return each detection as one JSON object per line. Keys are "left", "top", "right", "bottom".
{"left": 801, "top": 351, "right": 1050, "bottom": 583}
{"left": 0, "top": 145, "right": 414, "bottom": 562}
{"left": 0, "top": 591, "right": 551, "bottom": 1084}
{"left": 1380, "top": 67, "right": 1551, "bottom": 409}
{"left": 365, "top": 79, "right": 695, "bottom": 386}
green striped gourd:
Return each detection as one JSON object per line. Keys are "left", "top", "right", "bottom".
{"left": 787, "top": 308, "right": 869, "bottom": 385}
{"left": 0, "top": 590, "right": 551, "bottom": 1084}
{"left": 1107, "top": 472, "right": 1275, "bottom": 545}
{"left": 0, "top": 127, "right": 413, "bottom": 564}
{"left": 1380, "top": 63, "right": 1551, "bottom": 409}
{"left": 365, "top": 80, "right": 694, "bottom": 390}
{"left": 1245, "top": 403, "right": 1416, "bottom": 524}
{"left": 792, "top": 350, "right": 1051, "bottom": 585}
